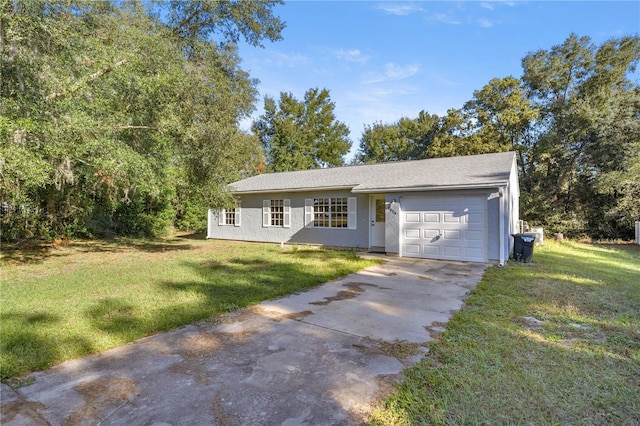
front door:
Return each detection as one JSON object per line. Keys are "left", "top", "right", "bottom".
{"left": 369, "top": 195, "right": 386, "bottom": 248}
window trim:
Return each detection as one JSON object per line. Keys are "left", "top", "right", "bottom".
{"left": 218, "top": 203, "right": 241, "bottom": 227}
{"left": 263, "top": 199, "right": 291, "bottom": 228}
{"left": 305, "top": 197, "right": 357, "bottom": 229}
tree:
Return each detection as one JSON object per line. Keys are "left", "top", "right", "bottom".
{"left": 1, "top": 0, "right": 283, "bottom": 241}
{"left": 355, "top": 111, "right": 440, "bottom": 164}
{"left": 521, "top": 33, "right": 640, "bottom": 237}
{"left": 253, "top": 88, "right": 351, "bottom": 172}
{"left": 354, "top": 33, "right": 639, "bottom": 239}
{"left": 461, "top": 77, "right": 539, "bottom": 190}
{"left": 162, "top": 0, "right": 284, "bottom": 47}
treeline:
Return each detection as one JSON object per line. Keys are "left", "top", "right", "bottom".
{"left": 1, "top": 0, "right": 283, "bottom": 241}
{"left": 1, "top": 1, "right": 638, "bottom": 242}
{"left": 351, "top": 35, "right": 640, "bottom": 239}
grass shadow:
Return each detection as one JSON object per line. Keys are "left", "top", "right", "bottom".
{"left": 2, "top": 242, "right": 375, "bottom": 381}
{"left": 0, "top": 311, "right": 94, "bottom": 382}
{"left": 1, "top": 237, "right": 197, "bottom": 265}
{"left": 159, "top": 255, "right": 332, "bottom": 312}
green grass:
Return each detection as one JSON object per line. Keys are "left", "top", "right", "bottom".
{"left": 0, "top": 236, "right": 378, "bottom": 381}
{"left": 371, "top": 241, "right": 640, "bottom": 425}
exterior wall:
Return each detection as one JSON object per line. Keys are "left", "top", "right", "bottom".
{"left": 384, "top": 189, "right": 506, "bottom": 261}
{"left": 208, "top": 190, "right": 370, "bottom": 249}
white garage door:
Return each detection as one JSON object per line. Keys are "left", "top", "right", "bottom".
{"left": 401, "top": 195, "right": 487, "bottom": 262}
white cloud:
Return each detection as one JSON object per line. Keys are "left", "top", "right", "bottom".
{"left": 377, "top": 3, "right": 426, "bottom": 16}
{"left": 435, "top": 13, "right": 462, "bottom": 25}
{"left": 335, "top": 49, "right": 369, "bottom": 63}
{"left": 480, "top": 2, "right": 495, "bottom": 10}
{"left": 262, "top": 51, "right": 310, "bottom": 67}
{"left": 477, "top": 17, "right": 494, "bottom": 28}
{"left": 385, "top": 62, "right": 419, "bottom": 79}
{"left": 361, "top": 63, "right": 419, "bottom": 84}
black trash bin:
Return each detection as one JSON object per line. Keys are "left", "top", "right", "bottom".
{"left": 512, "top": 233, "right": 536, "bottom": 262}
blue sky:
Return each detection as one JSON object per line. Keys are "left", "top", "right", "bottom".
{"left": 237, "top": 1, "right": 640, "bottom": 158}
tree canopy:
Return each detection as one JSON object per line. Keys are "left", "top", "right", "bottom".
{"left": 252, "top": 88, "right": 351, "bottom": 172}
{"left": 354, "top": 33, "right": 640, "bottom": 239}
{"left": 1, "top": 0, "right": 283, "bottom": 241}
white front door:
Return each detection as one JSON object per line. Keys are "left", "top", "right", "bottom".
{"left": 369, "top": 195, "right": 386, "bottom": 248}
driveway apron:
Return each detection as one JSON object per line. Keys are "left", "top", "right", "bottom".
{"left": 1, "top": 257, "right": 488, "bottom": 426}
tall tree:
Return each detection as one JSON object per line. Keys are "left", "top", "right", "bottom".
{"left": 462, "top": 77, "right": 539, "bottom": 191}
{"left": 521, "top": 33, "right": 640, "bottom": 237}
{"left": 253, "top": 88, "right": 351, "bottom": 172}
{"left": 1, "top": 0, "right": 283, "bottom": 241}
{"left": 355, "top": 111, "right": 440, "bottom": 164}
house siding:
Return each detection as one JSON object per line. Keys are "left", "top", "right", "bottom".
{"left": 208, "top": 191, "right": 370, "bottom": 249}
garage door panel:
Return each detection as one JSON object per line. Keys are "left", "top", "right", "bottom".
{"left": 467, "top": 212, "right": 483, "bottom": 224}
{"left": 443, "top": 214, "right": 461, "bottom": 223}
{"left": 405, "top": 213, "right": 420, "bottom": 223}
{"left": 423, "top": 245, "right": 441, "bottom": 256}
{"left": 465, "top": 247, "right": 484, "bottom": 259}
{"left": 443, "top": 230, "right": 460, "bottom": 240}
{"left": 401, "top": 195, "right": 487, "bottom": 262}
{"left": 423, "top": 213, "right": 440, "bottom": 223}
{"left": 405, "top": 228, "right": 420, "bottom": 239}
{"left": 405, "top": 244, "right": 421, "bottom": 255}
{"left": 423, "top": 228, "right": 439, "bottom": 239}
{"left": 443, "top": 246, "right": 462, "bottom": 257}
{"left": 465, "top": 230, "right": 483, "bottom": 242}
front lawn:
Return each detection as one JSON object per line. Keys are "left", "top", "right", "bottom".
{"left": 371, "top": 241, "right": 640, "bottom": 425}
{"left": 0, "top": 237, "right": 378, "bottom": 381}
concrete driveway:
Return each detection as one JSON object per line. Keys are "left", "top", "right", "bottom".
{"left": 1, "top": 257, "right": 488, "bottom": 425}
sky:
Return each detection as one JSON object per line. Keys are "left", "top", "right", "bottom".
{"left": 236, "top": 1, "right": 640, "bottom": 159}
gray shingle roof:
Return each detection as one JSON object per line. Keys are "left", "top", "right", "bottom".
{"left": 229, "top": 151, "right": 516, "bottom": 194}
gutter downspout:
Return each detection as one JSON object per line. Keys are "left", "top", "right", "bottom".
{"left": 499, "top": 187, "right": 506, "bottom": 266}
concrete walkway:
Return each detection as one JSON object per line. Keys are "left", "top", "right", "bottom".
{"left": 1, "top": 257, "right": 488, "bottom": 426}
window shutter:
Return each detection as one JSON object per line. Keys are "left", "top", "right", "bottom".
{"left": 218, "top": 209, "right": 225, "bottom": 226}
{"left": 304, "top": 199, "right": 314, "bottom": 228}
{"left": 234, "top": 204, "right": 241, "bottom": 227}
{"left": 283, "top": 199, "right": 291, "bottom": 228}
{"left": 262, "top": 200, "right": 270, "bottom": 227}
{"left": 348, "top": 197, "right": 357, "bottom": 229}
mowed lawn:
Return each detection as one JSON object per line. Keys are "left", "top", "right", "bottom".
{"left": 372, "top": 241, "right": 640, "bottom": 425}
{"left": 0, "top": 237, "right": 378, "bottom": 381}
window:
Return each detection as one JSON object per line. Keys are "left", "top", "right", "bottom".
{"left": 263, "top": 199, "right": 291, "bottom": 227}
{"left": 270, "top": 199, "right": 284, "bottom": 226}
{"left": 329, "top": 197, "right": 348, "bottom": 228}
{"left": 305, "top": 197, "right": 357, "bottom": 229}
{"left": 224, "top": 210, "right": 236, "bottom": 225}
{"left": 218, "top": 204, "right": 241, "bottom": 227}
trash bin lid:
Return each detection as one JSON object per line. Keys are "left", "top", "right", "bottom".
{"left": 521, "top": 236, "right": 535, "bottom": 243}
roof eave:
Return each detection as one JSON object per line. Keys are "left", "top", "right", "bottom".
{"left": 352, "top": 182, "right": 509, "bottom": 193}
{"left": 229, "top": 185, "right": 357, "bottom": 195}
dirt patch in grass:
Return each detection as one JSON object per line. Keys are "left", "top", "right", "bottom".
{"left": 354, "top": 338, "right": 425, "bottom": 362}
